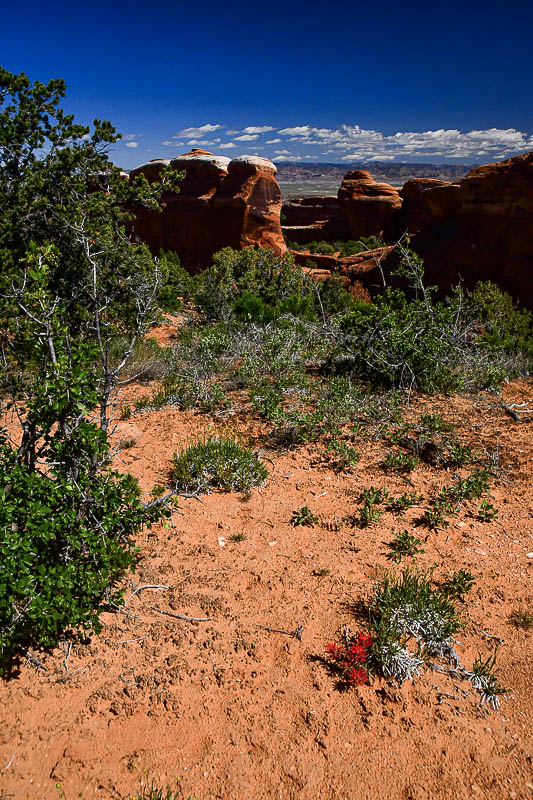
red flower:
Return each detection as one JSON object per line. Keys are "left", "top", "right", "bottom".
{"left": 347, "top": 666, "right": 368, "bottom": 686}
{"left": 356, "top": 632, "right": 373, "bottom": 650}
{"left": 325, "top": 642, "right": 343, "bottom": 661}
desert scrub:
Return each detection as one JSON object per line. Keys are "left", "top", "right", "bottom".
{"left": 368, "top": 567, "right": 463, "bottom": 681}
{"left": 171, "top": 434, "right": 268, "bottom": 494}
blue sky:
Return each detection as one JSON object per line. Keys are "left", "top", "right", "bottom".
{"left": 2, "top": 0, "right": 532, "bottom": 168}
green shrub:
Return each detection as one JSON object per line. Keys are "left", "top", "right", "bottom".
{"left": 468, "top": 281, "right": 533, "bottom": 365}
{"left": 196, "top": 247, "right": 309, "bottom": 321}
{"left": 338, "top": 285, "right": 463, "bottom": 392}
{"left": 157, "top": 250, "right": 198, "bottom": 312}
{"left": 441, "top": 570, "right": 475, "bottom": 601}
{"left": 0, "top": 429, "right": 164, "bottom": 673}
{"left": 381, "top": 450, "right": 418, "bottom": 473}
{"left": 171, "top": 434, "right": 268, "bottom": 494}
{"left": 369, "top": 568, "right": 462, "bottom": 681}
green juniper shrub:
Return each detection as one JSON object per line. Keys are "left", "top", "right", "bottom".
{"left": 468, "top": 281, "right": 533, "bottom": 367}
{"left": 195, "top": 247, "right": 312, "bottom": 322}
{"left": 171, "top": 434, "right": 268, "bottom": 494}
{"left": 156, "top": 250, "right": 198, "bottom": 312}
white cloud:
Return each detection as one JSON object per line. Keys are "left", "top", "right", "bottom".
{"left": 235, "top": 134, "right": 259, "bottom": 141}
{"left": 162, "top": 140, "right": 184, "bottom": 147}
{"left": 275, "top": 124, "right": 533, "bottom": 161}
{"left": 123, "top": 133, "right": 138, "bottom": 141}
{"left": 125, "top": 141, "right": 138, "bottom": 148}
{"left": 274, "top": 149, "right": 291, "bottom": 155}
{"left": 178, "top": 123, "right": 222, "bottom": 137}
{"left": 278, "top": 125, "right": 312, "bottom": 136}
{"left": 242, "top": 125, "right": 274, "bottom": 134}
{"left": 219, "top": 142, "right": 237, "bottom": 149}
{"left": 266, "top": 138, "right": 281, "bottom": 144}
{"left": 186, "top": 139, "right": 215, "bottom": 146}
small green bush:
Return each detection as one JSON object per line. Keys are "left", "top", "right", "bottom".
{"left": 290, "top": 506, "right": 319, "bottom": 527}
{"left": 171, "top": 434, "right": 268, "bottom": 494}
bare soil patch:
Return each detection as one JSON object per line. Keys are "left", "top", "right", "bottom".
{"left": 1, "top": 378, "right": 533, "bottom": 800}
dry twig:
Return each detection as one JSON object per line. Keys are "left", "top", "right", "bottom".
{"left": 256, "top": 624, "right": 303, "bottom": 641}
{"left": 151, "top": 606, "right": 212, "bottom": 622}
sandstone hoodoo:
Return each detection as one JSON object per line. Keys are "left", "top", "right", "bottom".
{"left": 213, "top": 155, "right": 286, "bottom": 255}
{"left": 131, "top": 150, "right": 285, "bottom": 270}
{"left": 338, "top": 170, "right": 403, "bottom": 241}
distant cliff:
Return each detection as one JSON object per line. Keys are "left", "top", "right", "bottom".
{"left": 277, "top": 161, "right": 475, "bottom": 185}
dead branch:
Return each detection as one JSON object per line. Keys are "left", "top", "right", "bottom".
{"left": 118, "top": 633, "right": 149, "bottom": 645}
{"left": 256, "top": 624, "right": 303, "bottom": 641}
{"left": 125, "top": 584, "right": 170, "bottom": 605}
{"left": 501, "top": 401, "right": 533, "bottom": 422}
{"left": 151, "top": 606, "right": 213, "bottom": 622}
{"left": 17, "top": 645, "right": 48, "bottom": 672}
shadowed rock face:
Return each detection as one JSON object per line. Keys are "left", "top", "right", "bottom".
{"left": 412, "top": 150, "right": 533, "bottom": 304}
{"left": 338, "top": 172, "right": 403, "bottom": 240}
{"left": 130, "top": 150, "right": 285, "bottom": 271}
{"left": 397, "top": 178, "right": 451, "bottom": 234}
{"left": 281, "top": 196, "right": 351, "bottom": 244}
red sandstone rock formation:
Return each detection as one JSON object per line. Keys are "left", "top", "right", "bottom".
{"left": 130, "top": 150, "right": 285, "bottom": 271}
{"left": 338, "top": 171, "right": 403, "bottom": 240}
{"left": 397, "top": 178, "right": 450, "bottom": 234}
{"left": 212, "top": 156, "right": 286, "bottom": 255}
{"left": 412, "top": 150, "right": 533, "bottom": 304}
{"left": 291, "top": 245, "right": 398, "bottom": 296}
{"left": 422, "top": 183, "right": 463, "bottom": 220}
{"left": 281, "top": 196, "right": 351, "bottom": 244}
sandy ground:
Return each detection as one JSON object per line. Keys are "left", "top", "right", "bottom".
{"left": 1, "top": 368, "right": 532, "bottom": 800}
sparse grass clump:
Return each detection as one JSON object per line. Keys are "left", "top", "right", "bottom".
{"left": 134, "top": 780, "right": 196, "bottom": 800}
{"left": 171, "top": 434, "right": 268, "bottom": 494}
{"left": 509, "top": 609, "right": 533, "bottom": 630}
